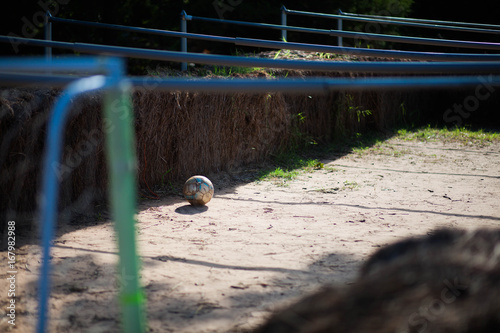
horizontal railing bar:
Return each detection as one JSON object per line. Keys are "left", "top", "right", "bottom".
{"left": 0, "top": 73, "right": 78, "bottom": 86}
{"left": 2, "top": 73, "right": 499, "bottom": 93}
{"left": 327, "top": 29, "right": 500, "bottom": 51}
{"left": 3, "top": 36, "right": 500, "bottom": 72}
{"left": 235, "top": 38, "right": 500, "bottom": 61}
{"left": 284, "top": 8, "right": 500, "bottom": 35}
{"left": 132, "top": 75, "right": 500, "bottom": 92}
{"left": 5, "top": 34, "right": 500, "bottom": 64}
{"left": 339, "top": 10, "right": 500, "bottom": 30}
{"left": 0, "top": 56, "right": 116, "bottom": 73}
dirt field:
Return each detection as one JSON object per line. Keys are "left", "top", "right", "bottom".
{"left": 1, "top": 133, "right": 499, "bottom": 332}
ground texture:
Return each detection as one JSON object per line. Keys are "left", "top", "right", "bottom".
{"left": 1, "top": 135, "right": 499, "bottom": 332}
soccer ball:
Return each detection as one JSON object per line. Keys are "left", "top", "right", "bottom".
{"left": 183, "top": 175, "right": 214, "bottom": 206}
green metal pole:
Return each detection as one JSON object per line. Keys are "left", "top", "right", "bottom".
{"left": 104, "top": 77, "right": 146, "bottom": 333}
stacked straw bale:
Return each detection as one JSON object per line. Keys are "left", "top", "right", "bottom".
{"left": 134, "top": 90, "right": 289, "bottom": 187}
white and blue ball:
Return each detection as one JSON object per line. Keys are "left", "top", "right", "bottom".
{"left": 183, "top": 175, "right": 214, "bottom": 206}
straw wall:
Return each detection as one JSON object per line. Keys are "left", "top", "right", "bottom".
{"left": 0, "top": 80, "right": 482, "bottom": 226}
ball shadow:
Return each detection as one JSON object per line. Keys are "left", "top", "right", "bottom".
{"left": 175, "top": 204, "right": 209, "bottom": 215}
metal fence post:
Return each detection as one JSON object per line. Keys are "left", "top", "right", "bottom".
{"left": 337, "top": 9, "right": 343, "bottom": 47}
{"left": 44, "top": 11, "right": 52, "bottom": 61}
{"left": 281, "top": 5, "right": 287, "bottom": 42}
{"left": 180, "top": 10, "right": 188, "bottom": 71}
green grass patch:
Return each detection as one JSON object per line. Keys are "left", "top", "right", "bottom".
{"left": 258, "top": 151, "right": 324, "bottom": 186}
{"left": 396, "top": 125, "right": 500, "bottom": 145}
{"left": 265, "top": 167, "right": 299, "bottom": 181}
{"left": 211, "top": 65, "right": 263, "bottom": 76}
{"left": 259, "top": 125, "right": 499, "bottom": 187}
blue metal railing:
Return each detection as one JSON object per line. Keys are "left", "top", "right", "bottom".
{"left": 3, "top": 35, "right": 500, "bottom": 72}
{"left": 2, "top": 57, "right": 500, "bottom": 93}
{"left": 38, "top": 8, "right": 500, "bottom": 72}
{"left": 11, "top": 23, "right": 498, "bottom": 64}
{"left": 15, "top": 7, "right": 500, "bottom": 61}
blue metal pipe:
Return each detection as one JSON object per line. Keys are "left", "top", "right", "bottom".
{"left": 281, "top": 5, "right": 287, "bottom": 41}
{"left": 0, "top": 36, "right": 500, "bottom": 74}
{"left": 61, "top": 43, "right": 500, "bottom": 73}
{"left": 0, "top": 56, "right": 111, "bottom": 73}
{"left": 234, "top": 37, "right": 500, "bottom": 61}
{"left": 128, "top": 76, "right": 500, "bottom": 93}
{"left": 327, "top": 29, "right": 500, "bottom": 51}
{"left": 180, "top": 10, "right": 189, "bottom": 71}
{"left": 339, "top": 10, "right": 500, "bottom": 30}
{"left": 37, "top": 74, "right": 108, "bottom": 333}
{"left": 0, "top": 57, "right": 116, "bottom": 333}
{"left": 0, "top": 73, "right": 76, "bottom": 86}
{"left": 44, "top": 11, "right": 52, "bottom": 61}
{"left": 2, "top": 72, "right": 500, "bottom": 93}
{"left": 26, "top": 56, "right": 146, "bottom": 333}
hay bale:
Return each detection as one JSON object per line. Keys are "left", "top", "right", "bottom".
{"left": 255, "top": 228, "right": 500, "bottom": 333}
{"left": 134, "top": 90, "right": 289, "bottom": 185}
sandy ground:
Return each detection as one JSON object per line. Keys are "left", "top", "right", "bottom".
{"left": 1, "top": 136, "right": 500, "bottom": 332}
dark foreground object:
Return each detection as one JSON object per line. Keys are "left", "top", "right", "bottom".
{"left": 256, "top": 228, "right": 500, "bottom": 333}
